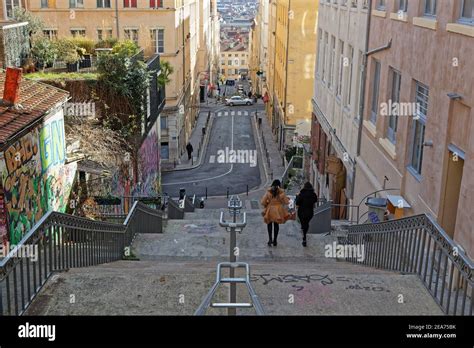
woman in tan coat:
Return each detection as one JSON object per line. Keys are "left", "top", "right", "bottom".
{"left": 261, "top": 179, "right": 290, "bottom": 247}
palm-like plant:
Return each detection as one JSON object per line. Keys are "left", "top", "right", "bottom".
{"left": 158, "top": 60, "right": 174, "bottom": 87}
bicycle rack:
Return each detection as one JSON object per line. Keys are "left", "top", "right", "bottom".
{"left": 194, "top": 196, "right": 265, "bottom": 316}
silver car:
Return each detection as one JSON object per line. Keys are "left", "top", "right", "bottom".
{"left": 225, "top": 96, "right": 253, "bottom": 106}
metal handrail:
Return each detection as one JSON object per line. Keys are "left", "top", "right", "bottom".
{"left": 0, "top": 201, "right": 163, "bottom": 316}
{"left": 345, "top": 214, "right": 473, "bottom": 315}
{"left": 195, "top": 196, "right": 264, "bottom": 316}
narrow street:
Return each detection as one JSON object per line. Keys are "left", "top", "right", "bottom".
{"left": 162, "top": 80, "right": 266, "bottom": 197}
{"left": 162, "top": 102, "right": 265, "bottom": 197}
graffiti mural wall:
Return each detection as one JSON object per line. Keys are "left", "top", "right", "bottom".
{"left": 0, "top": 111, "right": 77, "bottom": 245}
{"left": 135, "top": 119, "right": 161, "bottom": 196}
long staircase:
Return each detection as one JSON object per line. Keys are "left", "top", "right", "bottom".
{"left": 0, "top": 195, "right": 471, "bottom": 316}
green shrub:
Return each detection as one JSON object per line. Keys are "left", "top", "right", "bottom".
{"left": 95, "top": 37, "right": 119, "bottom": 49}
{"left": 69, "top": 37, "right": 95, "bottom": 54}
{"left": 31, "top": 37, "right": 58, "bottom": 70}
{"left": 112, "top": 40, "right": 139, "bottom": 56}
{"left": 54, "top": 38, "right": 80, "bottom": 63}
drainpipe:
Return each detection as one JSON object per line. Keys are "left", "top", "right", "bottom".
{"left": 356, "top": 0, "right": 373, "bottom": 157}
{"left": 282, "top": 0, "right": 291, "bottom": 151}
{"left": 115, "top": 0, "right": 120, "bottom": 39}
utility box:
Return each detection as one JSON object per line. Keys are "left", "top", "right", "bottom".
{"left": 366, "top": 197, "right": 387, "bottom": 223}
{"left": 386, "top": 195, "right": 412, "bottom": 219}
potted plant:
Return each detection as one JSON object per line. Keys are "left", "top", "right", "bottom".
{"left": 65, "top": 49, "right": 81, "bottom": 72}
{"left": 56, "top": 39, "right": 80, "bottom": 72}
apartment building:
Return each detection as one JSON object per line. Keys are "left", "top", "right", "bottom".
{"left": 26, "top": 0, "right": 219, "bottom": 165}
{"left": 355, "top": 0, "right": 474, "bottom": 257}
{"left": 311, "top": 0, "right": 370, "bottom": 213}
{"left": 249, "top": 0, "right": 269, "bottom": 96}
{"left": 265, "top": 0, "right": 318, "bottom": 150}
{"left": 220, "top": 48, "right": 250, "bottom": 81}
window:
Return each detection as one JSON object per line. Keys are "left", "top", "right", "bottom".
{"left": 410, "top": 82, "right": 429, "bottom": 175}
{"left": 150, "top": 29, "right": 164, "bottom": 53}
{"left": 41, "top": 0, "right": 49, "bottom": 8}
{"left": 376, "top": 0, "right": 386, "bottom": 10}
{"left": 221, "top": 68, "right": 225, "bottom": 74}
{"left": 397, "top": 0, "right": 408, "bottom": 12}
{"left": 160, "top": 116, "right": 167, "bottom": 130}
{"left": 336, "top": 40, "right": 344, "bottom": 98}
{"left": 124, "top": 29, "right": 139, "bottom": 45}
{"left": 70, "top": 29, "right": 86, "bottom": 37}
{"left": 5, "top": 0, "right": 20, "bottom": 18}
{"left": 124, "top": 0, "right": 137, "bottom": 7}
{"left": 97, "top": 28, "right": 113, "bottom": 41}
{"left": 150, "top": 0, "right": 163, "bottom": 8}
{"left": 424, "top": 0, "right": 437, "bottom": 16}
{"left": 328, "top": 35, "right": 335, "bottom": 89}
{"left": 387, "top": 69, "right": 401, "bottom": 144}
{"left": 370, "top": 60, "right": 381, "bottom": 124}
{"left": 228, "top": 60, "right": 232, "bottom": 65}
{"left": 161, "top": 142, "right": 169, "bottom": 160}
{"left": 344, "top": 45, "right": 354, "bottom": 108}
{"left": 322, "top": 32, "right": 328, "bottom": 82}
{"left": 460, "top": 0, "right": 474, "bottom": 24}
{"left": 43, "top": 29, "right": 58, "bottom": 40}
{"left": 69, "top": 0, "right": 84, "bottom": 7}
{"left": 316, "top": 29, "right": 323, "bottom": 77}
{"left": 97, "top": 0, "right": 111, "bottom": 8}
{"left": 355, "top": 50, "right": 364, "bottom": 119}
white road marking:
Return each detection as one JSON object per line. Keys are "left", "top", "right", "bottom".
{"left": 163, "top": 115, "right": 235, "bottom": 186}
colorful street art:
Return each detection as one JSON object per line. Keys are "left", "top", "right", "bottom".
{"left": 0, "top": 111, "right": 77, "bottom": 245}
{"left": 135, "top": 121, "right": 161, "bottom": 196}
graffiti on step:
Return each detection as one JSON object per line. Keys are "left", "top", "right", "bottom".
{"left": 250, "top": 273, "right": 334, "bottom": 291}
{"left": 250, "top": 273, "right": 391, "bottom": 292}
{"left": 335, "top": 275, "right": 391, "bottom": 292}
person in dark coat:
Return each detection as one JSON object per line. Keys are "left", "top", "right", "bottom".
{"left": 295, "top": 182, "right": 318, "bottom": 247}
{"left": 186, "top": 142, "right": 193, "bottom": 160}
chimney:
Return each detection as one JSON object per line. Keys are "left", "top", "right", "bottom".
{"left": 2, "top": 67, "right": 22, "bottom": 106}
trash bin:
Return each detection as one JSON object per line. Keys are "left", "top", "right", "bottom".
{"left": 365, "top": 197, "right": 387, "bottom": 223}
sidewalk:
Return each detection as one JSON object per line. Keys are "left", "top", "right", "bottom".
{"left": 162, "top": 105, "right": 214, "bottom": 172}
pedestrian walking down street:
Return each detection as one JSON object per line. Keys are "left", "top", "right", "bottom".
{"left": 295, "top": 182, "right": 318, "bottom": 247}
{"left": 261, "top": 179, "right": 290, "bottom": 247}
{"left": 186, "top": 142, "right": 193, "bottom": 160}
{"left": 248, "top": 91, "right": 252, "bottom": 99}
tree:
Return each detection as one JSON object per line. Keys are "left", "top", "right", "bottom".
{"left": 31, "top": 37, "right": 58, "bottom": 71}
{"left": 13, "top": 8, "right": 44, "bottom": 46}
{"left": 158, "top": 60, "right": 174, "bottom": 87}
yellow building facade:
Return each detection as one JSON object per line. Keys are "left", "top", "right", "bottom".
{"left": 265, "top": 0, "right": 318, "bottom": 149}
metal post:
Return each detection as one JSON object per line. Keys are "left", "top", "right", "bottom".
{"left": 227, "top": 195, "right": 242, "bottom": 316}
{"left": 246, "top": 185, "right": 249, "bottom": 196}
{"left": 226, "top": 187, "right": 229, "bottom": 199}
{"left": 205, "top": 187, "right": 208, "bottom": 199}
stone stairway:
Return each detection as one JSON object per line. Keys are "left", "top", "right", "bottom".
{"left": 26, "top": 208, "right": 443, "bottom": 316}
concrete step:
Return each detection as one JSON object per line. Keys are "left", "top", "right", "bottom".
{"left": 26, "top": 260, "right": 443, "bottom": 316}
{"left": 137, "top": 217, "right": 335, "bottom": 262}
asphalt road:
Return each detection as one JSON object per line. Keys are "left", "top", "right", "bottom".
{"left": 162, "top": 101, "right": 266, "bottom": 197}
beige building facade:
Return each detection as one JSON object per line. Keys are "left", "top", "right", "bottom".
{"left": 312, "top": 0, "right": 369, "bottom": 212}
{"left": 265, "top": 0, "right": 318, "bottom": 150}
{"left": 355, "top": 0, "right": 474, "bottom": 258}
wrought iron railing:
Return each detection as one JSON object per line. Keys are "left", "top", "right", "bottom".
{"left": 345, "top": 214, "right": 473, "bottom": 315}
{"left": 0, "top": 201, "right": 163, "bottom": 316}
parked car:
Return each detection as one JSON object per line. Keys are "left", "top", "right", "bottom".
{"left": 225, "top": 79, "right": 236, "bottom": 86}
{"left": 225, "top": 96, "right": 253, "bottom": 106}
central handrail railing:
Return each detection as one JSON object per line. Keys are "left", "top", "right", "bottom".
{"left": 345, "top": 214, "right": 473, "bottom": 316}
{"left": 0, "top": 201, "right": 163, "bottom": 316}
{"left": 195, "top": 196, "right": 265, "bottom": 316}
